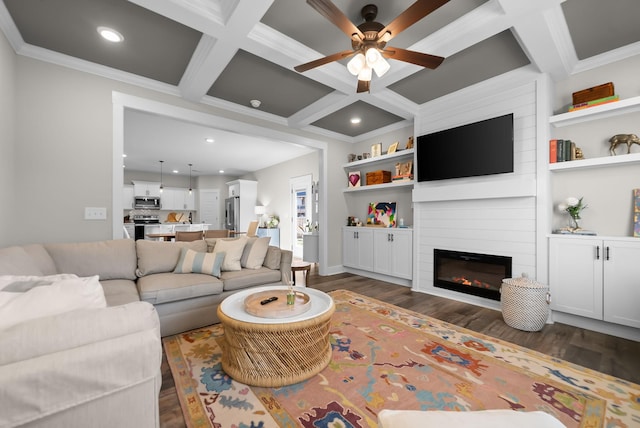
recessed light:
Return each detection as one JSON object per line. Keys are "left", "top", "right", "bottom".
{"left": 219, "top": 170, "right": 225, "bottom": 174}
{"left": 205, "top": 138, "right": 214, "bottom": 143}
{"left": 350, "top": 117, "right": 361, "bottom": 124}
{"left": 122, "top": 153, "right": 127, "bottom": 157}
{"left": 97, "top": 26, "right": 124, "bottom": 43}
{"left": 250, "top": 99, "right": 261, "bottom": 108}
{"left": 172, "top": 170, "right": 179, "bottom": 174}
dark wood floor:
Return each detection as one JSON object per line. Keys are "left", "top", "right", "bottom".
{"left": 159, "top": 267, "right": 640, "bottom": 427}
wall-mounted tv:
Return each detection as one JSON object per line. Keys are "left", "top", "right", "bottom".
{"left": 417, "top": 113, "right": 514, "bottom": 182}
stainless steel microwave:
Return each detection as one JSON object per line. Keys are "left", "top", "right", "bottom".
{"left": 134, "top": 196, "right": 160, "bottom": 210}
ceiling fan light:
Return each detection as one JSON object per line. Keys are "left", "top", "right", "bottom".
{"left": 365, "top": 47, "right": 381, "bottom": 67}
{"left": 358, "top": 66, "right": 372, "bottom": 82}
{"left": 347, "top": 53, "right": 365, "bottom": 76}
{"left": 373, "top": 56, "right": 390, "bottom": 77}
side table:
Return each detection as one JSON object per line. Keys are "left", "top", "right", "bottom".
{"left": 291, "top": 261, "right": 311, "bottom": 285}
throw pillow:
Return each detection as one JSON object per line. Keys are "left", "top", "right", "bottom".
{"left": 263, "top": 246, "right": 282, "bottom": 270}
{"left": 0, "top": 274, "right": 107, "bottom": 330}
{"left": 213, "top": 236, "right": 247, "bottom": 271}
{"left": 241, "top": 237, "right": 271, "bottom": 269}
{"left": 173, "top": 248, "right": 225, "bottom": 278}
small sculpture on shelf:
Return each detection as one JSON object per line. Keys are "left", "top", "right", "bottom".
{"left": 609, "top": 134, "right": 640, "bottom": 155}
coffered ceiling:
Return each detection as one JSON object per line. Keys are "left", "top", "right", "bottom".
{"left": 2, "top": 0, "right": 639, "bottom": 175}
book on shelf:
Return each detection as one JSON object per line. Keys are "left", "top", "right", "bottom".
{"left": 550, "top": 139, "right": 577, "bottom": 163}
{"left": 392, "top": 174, "right": 413, "bottom": 181}
{"left": 568, "top": 94, "right": 619, "bottom": 112}
{"left": 634, "top": 188, "right": 640, "bottom": 238}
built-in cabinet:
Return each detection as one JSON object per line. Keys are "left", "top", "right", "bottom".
{"left": 343, "top": 227, "right": 413, "bottom": 280}
{"left": 373, "top": 229, "right": 413, "bottom": 279}
{"left": 549, "top": 235, "right": 640, "bottom": 329}
{"left": 123, "top": 185, "right": 134, "bottom": 210}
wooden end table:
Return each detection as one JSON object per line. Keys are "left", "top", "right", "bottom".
{"left": 217, "top": 285, "right": 334, "bottom": 387}
{"left": 291, "top": 261, "right": 311, "bottom": 285}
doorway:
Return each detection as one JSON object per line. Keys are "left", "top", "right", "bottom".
{"left": 290, "top": 174, "right": 312, "bottom": 259}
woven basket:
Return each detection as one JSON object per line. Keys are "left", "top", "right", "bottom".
{"left": 500, "top": 276, "right": 550, "bottom": 332}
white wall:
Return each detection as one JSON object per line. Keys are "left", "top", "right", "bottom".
{"left": 0, "top": 31, "right": 15, "bottom": 245}
{"left": 250, "top": 151, "right": 319, "bottom": 252}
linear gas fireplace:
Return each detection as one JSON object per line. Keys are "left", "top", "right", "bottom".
{"left": 434, "top": 249, "right": 512, "bottom": 301}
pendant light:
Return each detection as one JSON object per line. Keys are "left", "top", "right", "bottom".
{"left": 188, "top": 163, "right": 193, "bottom": 195}
{"left": 159, "top": 160, "right": 164, "bottom": 193}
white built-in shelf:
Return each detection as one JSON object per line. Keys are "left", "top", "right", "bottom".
{"left": 549, "top": 95, "right": 640, "bottom": 128}
{"left": 343, "top": 180, "right": 414, "bottom": 193}
{"left": 342, "top": 148, "right": 414, "bottom": 169}
{"left": 549, "top": 152, "right": 640, "bottom": 171}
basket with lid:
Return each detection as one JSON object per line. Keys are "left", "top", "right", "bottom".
{"left": 500, "top": 275, "right": 550, "bottom": 332}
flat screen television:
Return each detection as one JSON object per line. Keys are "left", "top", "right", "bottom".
{"left": 417, "top": 113, "right": 514, "bottom": 182}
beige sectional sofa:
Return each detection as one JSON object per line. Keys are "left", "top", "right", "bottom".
{"left": 0, "top": 236, "right": 292, "bottom": 428}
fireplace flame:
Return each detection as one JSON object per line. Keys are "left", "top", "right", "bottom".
{"left": 452, "top": 276, "right": 492, "bottom": 289}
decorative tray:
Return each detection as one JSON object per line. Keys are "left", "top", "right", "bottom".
{"left": 244, "top": 289, "right": 311, "bottom": 318}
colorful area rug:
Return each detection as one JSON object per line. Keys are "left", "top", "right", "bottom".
{"left": 163, "top": 289, "right": 640, "bottom": 428}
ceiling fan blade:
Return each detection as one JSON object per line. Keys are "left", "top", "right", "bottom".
{"left": 382, "top": 47, "right": 445, "bottom": 69}
{"left": 377, "top": 0, "right": 450, "bottom": 42}
{"left": 294, "top": 50, "right": 356, "bottom": 73}
{"left": 356, "top": 80, "right": 370, "bottom": 93}
{"left": 306, "top": 0, "right": 364, "bottom": 40}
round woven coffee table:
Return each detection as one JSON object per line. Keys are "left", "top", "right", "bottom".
{"left": 217, "top": 285, "right": 335, "bottom": 387}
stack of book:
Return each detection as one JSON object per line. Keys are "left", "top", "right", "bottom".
{"left": 568, "top": 94, "right": 619, "bottom": 112}
{"left": 392, "top": 174, "right": 413, "bottom": 182}
{"left": 549, "top": 139, "right": 577, "bottom": 163}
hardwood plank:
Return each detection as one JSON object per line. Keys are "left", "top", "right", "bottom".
{"left": 159, "top": 268, "right": 640, "bottom": 427}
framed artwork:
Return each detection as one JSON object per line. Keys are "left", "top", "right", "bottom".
{"left": 348, "top": 171, "right": 361, "bottom": 187}
{"left": 367, "top": 202, "right": 397, "bottom": 227}
{"left": 634, "top": 188, "right": 639, "bottom": 237}
{"left": 395, "top": 160, "right": 413, "bottom": 176}
{"left": 371, "top": 143, "right": 382, "bottom": 157}
{"left": 387, "top": 141, "right": 399, "bottom": 154}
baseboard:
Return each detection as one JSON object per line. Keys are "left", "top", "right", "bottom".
{"left": 551, "top": 311, "right": 640, "bottom": 342}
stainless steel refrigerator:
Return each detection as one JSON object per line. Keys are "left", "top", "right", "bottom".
{"left": 224, "top": 196, "right": 240, "bottom": 231}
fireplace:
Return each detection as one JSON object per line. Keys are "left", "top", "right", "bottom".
{"left": 434, "top": 249, "right": 512, "bottom": 301}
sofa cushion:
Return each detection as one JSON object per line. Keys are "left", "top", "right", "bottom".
{"left": 213, "top": 236, "right": 247, "bottom": 271}
{"left": 137, "top": 272, "right": 223, "bottom": 304}
{"left": 220, "top": 267, "right": 282, "bottom": 291}
{"left": 0, "top": 246, "right": 44, "bottom": 276}
{"left": 0, "top": 274, "right": 107, "bottom": 330}
{"left": 136, "top": 240, "right": 207, "bottom": 277}
{"left": 241, "top": 237, "right": 270, "bottom": 269}
{"left": 100, "top": 279, "right": 140, "bottom": 307}
{"left": 174, "top": 248, "right": 225, "bottom": 277}
{"left": 45, "top": 240, "right": 137, "bottom": 280}
{"left": 263, "top": 246, "right": 282, "bottom": 270}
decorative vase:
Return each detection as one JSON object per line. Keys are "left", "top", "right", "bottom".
{"left": 569, "top": 215, "right": 580, "bottom": 231}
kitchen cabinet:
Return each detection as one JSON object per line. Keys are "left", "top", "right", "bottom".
{"left": 373, "top": 229, "right": 413, "bottom": 279}
{"left": 256, "top": 227, "right": 280, "bottom": 247}
{"left": 132, "top": 181, "right": 161, "bottom": 197}
{"left": 162, "top": 187, "right": 195, "bottom": 210}
{"left": 549, "top": 235, "right": 640, "bottom": 328}
{"left": 343, "top": 227, "right": 374, "bottom": 271}
{"left": 123, "top": 185, "right": 134, "bottom": 210}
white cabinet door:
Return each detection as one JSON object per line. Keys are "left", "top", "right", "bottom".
{"left": 549, "top": 237, "right": 603, "bottom": 320}
{"left": 343, "top": 228, "right": 373, "bottom": 271}
{"left": 133, "top": 181, "right": 161, "bottom": 197}
{"left": 603, "top": 240, "right": 640, "bottom": 328}
{"left": 160, "top": 189, "right": 175, "bottom": 210}
{"left": 389, "top": 230, "right": 413, "bottom": 279}
{"left": 122, "top": 185, "right": 134, "bottom": 210}
{"left": 373, "top": 229, "right": 413, "bottom": 279}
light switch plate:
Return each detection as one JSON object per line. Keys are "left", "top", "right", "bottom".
{"left": 85, "top": 207, "right": 107, "bottom": 220}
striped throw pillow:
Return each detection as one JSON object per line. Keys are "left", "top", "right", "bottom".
{"left": 173, "top": 248, "right": 225, "bottom": 278}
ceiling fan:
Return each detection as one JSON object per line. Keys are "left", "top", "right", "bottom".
{"left": 294, "top": 0, "right": 449, "bottom": 93}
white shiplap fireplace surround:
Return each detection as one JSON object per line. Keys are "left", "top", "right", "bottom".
{"left": 411, "top": 69, "right": 549, "bottom": 313}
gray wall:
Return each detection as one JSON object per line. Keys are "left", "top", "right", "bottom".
{"left": 0, "top": 31, "right": 15, "bottom": 245}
